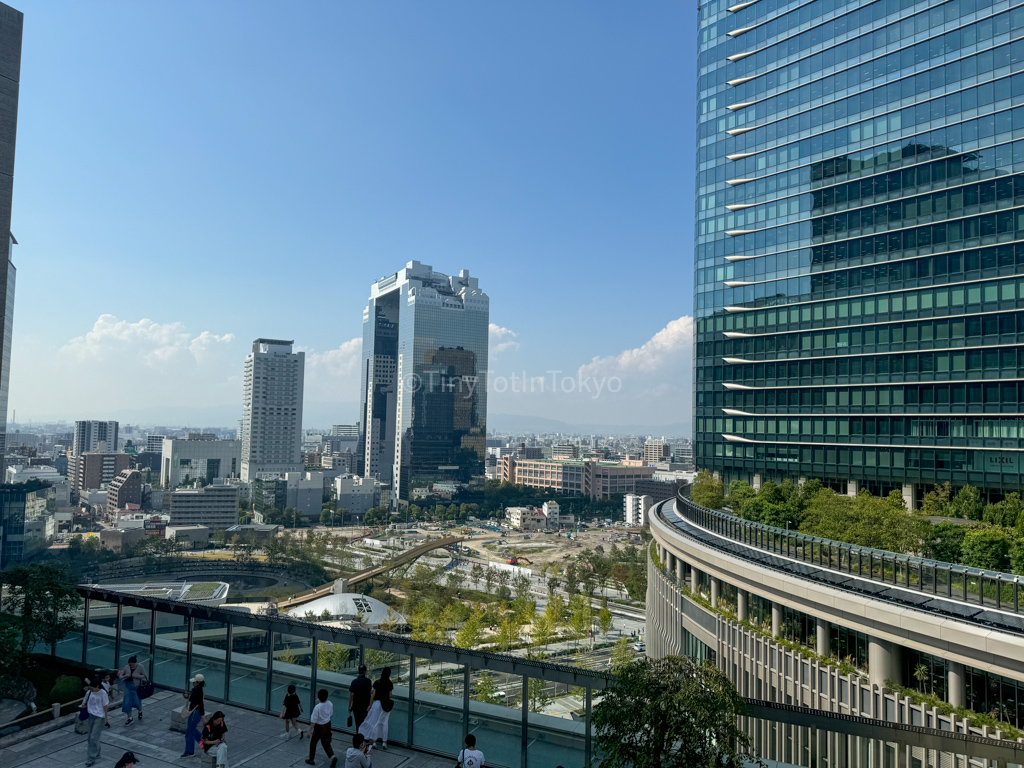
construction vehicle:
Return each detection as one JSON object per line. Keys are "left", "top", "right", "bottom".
{"left": 506, "top": 556, "right": 532, "bottom": 565}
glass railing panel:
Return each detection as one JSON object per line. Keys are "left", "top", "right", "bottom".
{"left": 936, "top": 564, "right": 951, "bottom": 597}
{"left": 313, "top": 640, "right": 360, "bottom": 734}
{"left": 118, "top": 604, "right": 151, "bottom": 671}
{"left": 467, "top": 667, "right": 522, "bottom": 768}
{"left": 191, "top": 619, "right": 228, "bottom": 700}
{"left": 53, "top": 599, "right": 86, "bottom": 663}
{"left": 363, "top": 648, "right": 410, "bottom": 746}
{"left": 269, "top": 630, "right": 313, "bottom": 724}
{"left": 226, "top": 622, "right": 269, "bottom": 707}
{"left": 525, "top": 684, "right": 586, "bottom": 768}
{"left": 1001, "top": 578, "right": 1019, "bottom": 612}
{"left": 966, "top": 570, "right": 982, "bottom": 604}
{"left": 413, "top": 659, "right": 465, "bottom": 756}
{"left": 151, "top": 610, "right": 188, "bottom": 690}
{"left": 85, "top": 599, "right": 117, "bottom": 669}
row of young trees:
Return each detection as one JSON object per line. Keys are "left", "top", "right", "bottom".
{"left": 691, "top": 471, "right": 1024, "bottom": 574}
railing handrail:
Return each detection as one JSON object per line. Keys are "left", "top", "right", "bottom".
{"left": 667, "top": 490, "right": 1024, "bottom": 621}
{"left": 675, "top": 488, "right": 1022, "bottom": 583}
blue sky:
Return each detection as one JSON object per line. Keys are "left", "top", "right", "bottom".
{"left": 8, "top": 1, "right": 696, "bottom": 432}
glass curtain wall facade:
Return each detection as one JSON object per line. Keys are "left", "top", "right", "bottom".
{"left": 694, "top": 0, "right": 1024, "bottom": 502}
{"left": 0, "top": 5, "right": 21, "bottom": 476}
{"left": 360, "top": 262, "right": 489, "bottom": 503}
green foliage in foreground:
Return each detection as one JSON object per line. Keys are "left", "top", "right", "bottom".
{"left": 593, "top": 656, "right": 750, "bottom": 768}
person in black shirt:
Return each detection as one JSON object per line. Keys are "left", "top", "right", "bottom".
{"left": 201, "top": 711, "right": 228, "bottom": 768}
{"left": 180, "top": 674, "right": 205, "bottom": 758}
{"left": 348, "top": 665, "right": 372, "bottom": 728}
{"left": 281, "top": 683, "right": 305, "bottom": 739}
{"left": 358, "top": 667, "right": 394, "bottom": 749}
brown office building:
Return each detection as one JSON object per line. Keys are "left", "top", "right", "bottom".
{"left": 69, "top": 452, "right": 130, "bottom": 497}
{"left": 106, "top": 469, "right": 142, "bottom": 514}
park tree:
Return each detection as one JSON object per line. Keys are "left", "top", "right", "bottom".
{"left": 1, "top": 563, "right": 82, "bottom": 661}
{"left": 950, "top": 485, "right": 985, "bottom": 520}
{"left": 727, "top": 480, "right": 756, "bottom": 508}
{"left": 593, "top": 656, "right": 749, "bottom": 768}
{"left": 922, "top": 482, "right": 952, "bottom": 516}
{"left": 926, "top": 522, "right": 971, "bottom": 564}
{"left": 531, "top": 612, "right": 554, "bottom": 649}
{"left": 513, "top": 574, "right": 532, "bottom": 601}
{"left": 691, "top": 470, "right": 724, "bottom": 510}
{"left": 496, "top": 617, "right": 520, "bottom": 651}
{"left": 545, "top": 593, "right": 565, "bottom": 630}
{"left": 455, "top": 609, "right": 484, "bottom": 649}
{"left": 961, "top": 526, "right": 1013, "bottom": 571}
{"left": 470, "top": 563, "right": 484, "bottom": 586}
{"left": 472, "top": 671, "right": 503, "bottom": 705}
{"left": 799, "top": 488, "right": 929, "bottom": 554}
{"left": 610, "top": 636, "right": 633, "bottom": 673}
{"left": 597, "top": 605, "right": 614, "bottom": 637}
{"left": 564, "top": 561, "right": 580, "bottom": 595}
{"left": 568, "top": 594, "right": 592, "bottom": 647}
{"left": 984, "top": 493, "right": 1024, "bottom": 528}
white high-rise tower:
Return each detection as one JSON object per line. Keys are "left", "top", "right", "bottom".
{"left": 240, "top": 338, "right": 304, "bottom": 482}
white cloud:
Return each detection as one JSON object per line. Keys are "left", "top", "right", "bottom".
{"left": 302, "top": 338, "right": 363, "bottom": 402}
{"left": 578, "top": 315, "right": 693, "bottom": 380}
{"left": 489, "top": 323, "right": 520, "bottom": 354}
{"left": 61, "top": 315, "right": 235, "bottom": 369}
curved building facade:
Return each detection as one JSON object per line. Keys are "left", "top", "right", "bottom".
{"left": 648, "top": 491, "right": 1024, "bottom": 734}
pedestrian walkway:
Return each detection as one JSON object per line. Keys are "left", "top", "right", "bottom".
{"left": 0, "top": 689, "right": 456, "bottom": 768}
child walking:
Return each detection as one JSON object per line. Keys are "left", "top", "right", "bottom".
{"left": 281, "top": 684, "right": 304, "bottom": 739}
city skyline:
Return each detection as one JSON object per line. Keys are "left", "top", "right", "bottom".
{"left": 4, "top": 2, "right": 695, "bottom": 431}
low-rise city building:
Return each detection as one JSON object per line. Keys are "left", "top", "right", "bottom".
{"left": 68, "top": 452, "right": 130, "bottom": 497}
{"left": 167, "top": 479, "right": 239, "bottom": 530}
{"left": 106, "top": 469, "right": 142, "bottom": 515}
{"left": 623, "top": 493, "right": 652, "bottom": 527}
{"left": 500, "top": 457, "right": 655, "bottom": 499}
{"left": 160, "top": 436, "right": 241, "bottom": 489}
{"left": 99, "top": 526, "right": 147, "bottom": 552}
{"left": 165, "top": 524, "right": 211, "bottom": 548}
{"left": 334, "top": 475, "right": 385, "bottom": 519}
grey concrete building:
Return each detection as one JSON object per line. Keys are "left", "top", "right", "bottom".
{"left": 167, "top": 480, "right": 239, "bottom": 530}
{"left": 160, "top": 435, "right": 240, "bottom": 489}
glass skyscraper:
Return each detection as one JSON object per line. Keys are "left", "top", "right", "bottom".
{"left": 0, "top": 3, "right": 21, "bottom": 475}
{"left": 360, "top": 261, "right": 488, "bottom": 503}
{"left": 695, "top": 0, "right": 1024, "bottom": 505}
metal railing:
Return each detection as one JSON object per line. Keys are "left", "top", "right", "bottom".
{"left": 54, "top": 586, "right": 605, "bottom": 768}
{"left": 670, "top": 490, "right": 1024, "bottom": 622}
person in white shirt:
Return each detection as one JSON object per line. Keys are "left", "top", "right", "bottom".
{"left": 306, "top": 688, "right": 338, "bottom": 768}
{"left": 456, "top": 734, "right": 484, "bottom": 768}
{"left": 84, "top": 675, "right": 109, "bottom": 767}
{"left": 345, "top": 732, "right": 373, "bottom": 768}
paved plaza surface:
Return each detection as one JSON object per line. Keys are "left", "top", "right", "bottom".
{"left": 0, "top": 690, "right": 457, "bottom": 768}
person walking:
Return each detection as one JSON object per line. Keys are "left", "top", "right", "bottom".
{"left": 281, "top": 683, "right": 304, "bottom": 739}
{"left": 201, "top": 711, "right": 229, "bottom": 768}
{"left": 180, "top": 673, "right": 205, "bottom": 758}
{"left": 117, "top": 655, "right": 147, "bottom": 725}
{"left": 348, "top": 666, "right": 371, "bottom": 729}
{"left": 306, "top": 688, "right": 337, "bottom": 768}
{"left": 345, "top": 733, "right": 373, "bottom": 768}
{"left": 83, "top": 675, "right": 109, "bottom": 767}
{"left": 358, "top": 667, "right": 393, "bottom": 749}
{"left": 455, "top": 734, "right": 484, "bottom": 768}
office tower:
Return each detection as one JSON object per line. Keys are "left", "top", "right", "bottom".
{"left": 643, "top": 438, "right": 671, "bottom": 465}
{"left": 167, "top": 480, "right": 239, "bottom": 530}
{"left": 359, "top": 261, "right": 488, "bottom": 502}
{"left": 160, "top": 435, "right": 240, "bottom": 489}
{"left": 146, "top": 434, "right": 166, "bottom": 453}
{"left": 105, "top": 468, "right": 142, "bottom": 514}
{"left": 693, "top": 0, "right": 1024, "bottom": 506}
{"left": 240, "top": 339, "right": 304, "bottom": 482}
{"left": 331, "top": 424, "right": 358, "bottom": 437}
{"left": 68, "top": 452, "right": 130, "bottom": 495}
{"left": 73, "top": 420, "right": 119, "bottom": 454}
{"left": 0, "top": 4, "right": 21, "bottom": 476}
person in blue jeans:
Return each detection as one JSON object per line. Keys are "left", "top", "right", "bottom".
{"left": 180, "top": 673, "right": 205, "bottom": 757}
{"left": 117, "top": 656, "right": 147, "bottom": 725}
